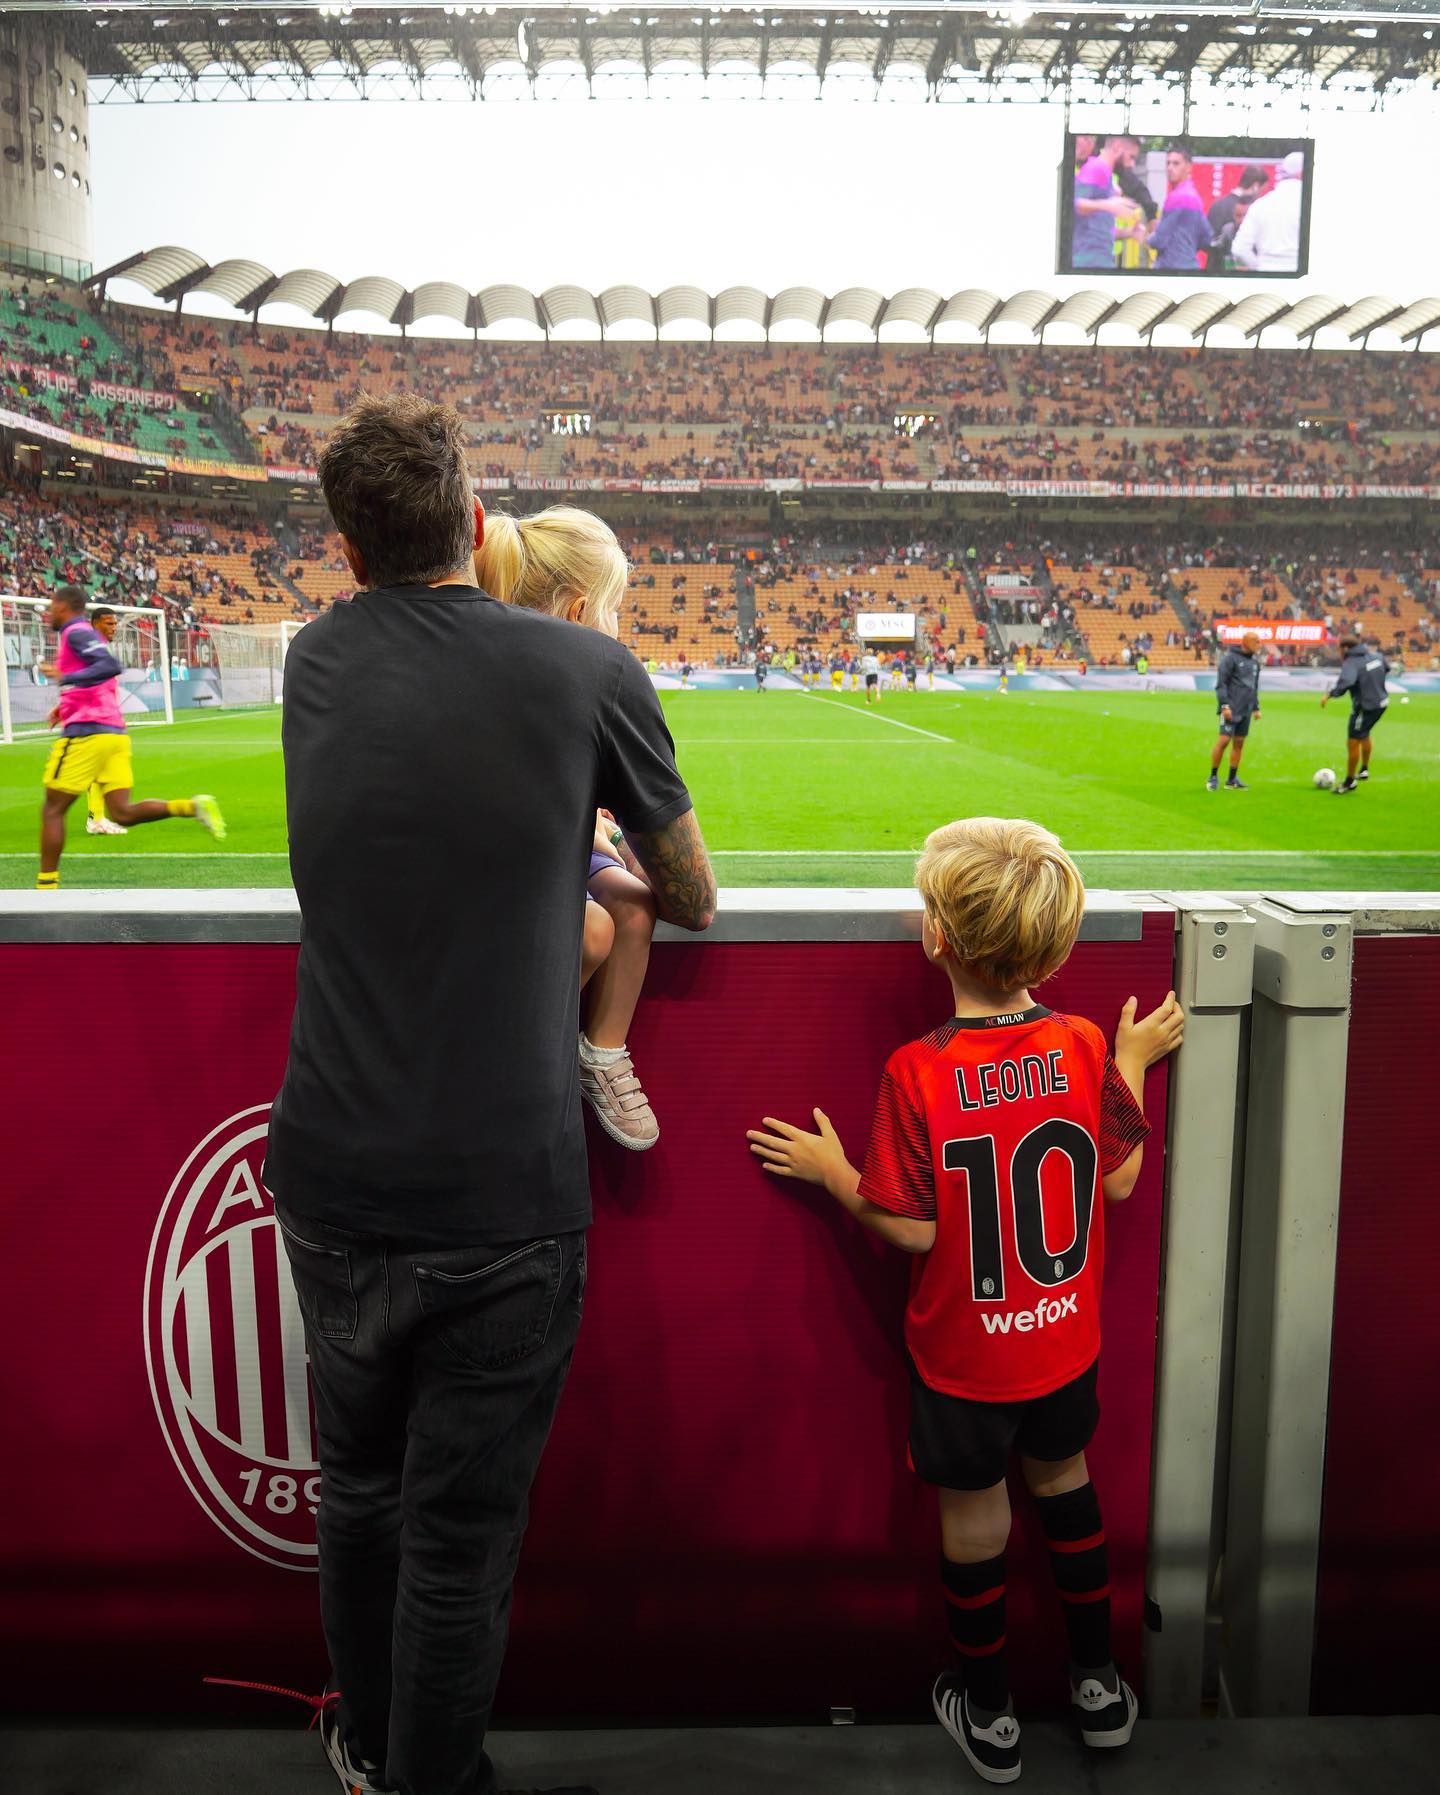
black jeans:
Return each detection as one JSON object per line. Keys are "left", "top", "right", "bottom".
{"left": 276, "top": 1201, "right": 586, "bottom": 1795}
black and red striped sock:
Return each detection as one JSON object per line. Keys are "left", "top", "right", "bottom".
{"left": 1034, "top": 1483, "right": 1112, "bottom": 1671}
{"left": 941, "top": 1552, "right": 1009, "bottom": 1711}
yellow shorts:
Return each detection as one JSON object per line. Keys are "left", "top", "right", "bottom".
{"left": 43, "top": 732, "right": 133, "bottom": 797}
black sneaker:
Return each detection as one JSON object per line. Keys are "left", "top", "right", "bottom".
{"left": 1225, "top": 777, "right": 1249, "bottom": 790}
{"left": 1205, "top": 774, "right": 1219, "bottom": 791}
{"left": 1070, "top": 1663, "right": 1138, "bottom": 1749}
{"left": 1336, "top": 777, "right": 1359, "bottom": 794}
{"left": 933, "top": 1669, "right": 1022, "bottom": 1784}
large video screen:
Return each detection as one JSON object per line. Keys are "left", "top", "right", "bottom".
{"left": 1058, "top": 136, "right": 1313, "bottom": 278}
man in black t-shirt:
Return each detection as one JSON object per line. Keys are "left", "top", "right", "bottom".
{"left": 265, "top": 394, "right": 714, "bottom": 1795}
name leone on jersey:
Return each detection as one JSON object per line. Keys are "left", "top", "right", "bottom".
{"left": 950, "top": 1050, "right": 1087, "bottom": 1339}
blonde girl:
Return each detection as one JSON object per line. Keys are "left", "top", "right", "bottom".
{"left": 475, "top": 506, "right": 664, "bottom": 1151}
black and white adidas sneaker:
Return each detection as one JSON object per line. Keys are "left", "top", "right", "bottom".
{"left": 1070, "top": 1663, "right": 1138, "bottom": 1749}
{"left": 320, "top": 1699, "right": 396, "bottom": 1795}
{"left": 932, "top": 1670, "right": 1022, "bottom": 1784}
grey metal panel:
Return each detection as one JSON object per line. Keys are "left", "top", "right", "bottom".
{"left": 880, "top": 289, "right": 942, "bottom": 333}
{"left": 769, "top": 288, "right": 825, "bottom": 331}
{"left": 656, "top": 286, "right": 710, "bottom": 330}
{"left": 540, "top": 286, "right": 601, "bottom": 330}
{"left": 477, "top": 285, "right": 541, "bottom": 329}
{"left": 193, "top": 258, "right": 275, "bottom": 308}
{"left": 992, "top": 290, "right": 1058, "bottom": 337}
{"left": 1166, "top": 293, "right": 1234, "bottom": 339}
{"left": 1221, "top": 897, "right": 1355, "bottom": 1717}
{"left": 936, "top": 289, "right": 1002, "bottom": 332}
{"left": 410, "top": 280, "right": 470, "bottom": 327}
{"left": 1251, "top": 892, "right": 1440, "bottom": 935}
{"left": 0, "top": 889, "right": 1154, "bottom": 946}
{"left": 121, "top": 246, "right": 209, "bottom": 296}
{"left": 339, "top": 275, "right": 406, "bottom": 323}
{"left": 266, "top": 269, "right": 342, "bottom": 316}
{"left": 598, "top": 286, "right": 655, "bottom": 331}
{"left": 825, "top": 288, "right": 884, "bottom": 334}
{"left": 713, "top": 287, "right": 768, "bottom": 329}
{"left": 1141, "top": 894, "right": 1256, "bottom": 1717}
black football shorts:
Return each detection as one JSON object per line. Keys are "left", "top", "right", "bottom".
{"left": 1219, "top": 714, "right": 1252, "bottom": 738}
{"left": 908, "top": 1357, "right": 1101, "bottom": 1490}
{"left": 1348, "top": 705, "right": 1386, "bottom": 741}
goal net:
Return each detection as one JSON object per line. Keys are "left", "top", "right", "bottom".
{"left": 193, "top": 619, "right": 307, "bottom": 710}
{"left": 1, "top": 596, "right": 172, "bottom": 745}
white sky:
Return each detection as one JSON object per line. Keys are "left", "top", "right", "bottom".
{"left": 90, "top": 92, "right": 1440, "bottom": 324}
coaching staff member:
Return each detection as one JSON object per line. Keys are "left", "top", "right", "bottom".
{"left": 1207, "top": 631, "right": 1262, "bottom": 791}
{"left": 265, "top": 393, "right": 715, "bottom": 1795}
{"left": 1321, "top": 633, "right": 1390, "bottom": 793}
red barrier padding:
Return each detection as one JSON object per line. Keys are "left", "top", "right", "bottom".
{"left": 0, "top": 920, "right": 1172, "bottom": 1719}
{"left": 1313, "top": 933, "right": 1440, "bottom": 1715}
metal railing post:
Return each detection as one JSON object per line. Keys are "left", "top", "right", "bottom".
{"left": 1220, "top": 897, "right": 1354, "bottom": 1717}
{"left": 1142, "top": 894, "right": 1255, "bottom": 1716}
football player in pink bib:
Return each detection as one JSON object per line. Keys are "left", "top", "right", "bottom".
{"left": 37, "top": 585, "right": 225, "bottom": 890}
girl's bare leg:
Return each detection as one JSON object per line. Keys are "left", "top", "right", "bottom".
{"left": 585, "top": 865, "right": 658, "bottom": 1048}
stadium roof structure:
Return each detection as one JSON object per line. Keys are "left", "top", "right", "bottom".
{"left": 31, "top": 3, "right": 1440, "bottom": 107}
{"left": 91, "top": 248, "right": 1440, "bottom": 348}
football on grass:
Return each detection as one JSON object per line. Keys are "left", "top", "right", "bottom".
{"left": 1313, "top": 768, "right": 1338, "bottom": 790}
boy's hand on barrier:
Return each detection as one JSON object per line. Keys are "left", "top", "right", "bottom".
{"left": 747, "top": 1109, "right": 850, "bottom": 1192}
{"left": 1115, "top": 991, "right": 1186, "bottom": 1071}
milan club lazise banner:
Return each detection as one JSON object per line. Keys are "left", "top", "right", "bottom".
{"left": 1, "top": 927, "right": 1175, "bottom": 1719}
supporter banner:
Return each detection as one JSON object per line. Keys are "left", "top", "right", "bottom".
{"left": 881, "top": 480, "right": 930, "bottom": 492}
{"left": 265, "top": 464, "right": 319, "bottom": 485}
{"left": 1217, "top": 617, "right": 1331, "bottom": 644}
{"left": 931, "top": 479, "right": 1008, "bottom": 493}
{"left": 4, "top": 360, "right": 75, "bottom": 393}
{"left": 0, "top": 406, "right": 267, "bottom": 481}
{"left": 986, "top": 572, "right": 1036, "bottom": 589}
{"left": 89, "top": 381, "right": 176, "bottom": 413}
{"left": 642, "top": 478, "right": 701, "bottom": 493}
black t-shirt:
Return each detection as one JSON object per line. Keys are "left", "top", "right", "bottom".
{"left": 264, "top": 582, "right": 691, "bottom": 1243}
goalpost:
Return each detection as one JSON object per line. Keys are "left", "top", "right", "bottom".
{"left": 0, "top": 596, "right": 172, "bottom": 746}
{"left": 196, "top": 618, "right": 307, "bottom": 710}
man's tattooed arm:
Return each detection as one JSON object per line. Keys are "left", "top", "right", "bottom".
{"left": 625, "top": 807, "right": 717, "bottom": 933}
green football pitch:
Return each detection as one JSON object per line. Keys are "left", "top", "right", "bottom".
{"left": 2, "top": 689, "right": 1437, "bottom": 892}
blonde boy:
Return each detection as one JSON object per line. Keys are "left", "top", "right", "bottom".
{"left": 748, "top": 818, "right": 1182, "bottom": 1785}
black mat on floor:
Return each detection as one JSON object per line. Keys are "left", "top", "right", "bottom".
{"left": 3, "top": 1716, "right": 1437, "bottom": 1795}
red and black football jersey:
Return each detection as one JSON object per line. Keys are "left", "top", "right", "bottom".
{"left": 857, "top": 1005, "right": 1149, "bottom": 1403}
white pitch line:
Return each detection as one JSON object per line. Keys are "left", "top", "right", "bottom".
{"left": 801, "top": 693, "right": 952, "bottom": 743}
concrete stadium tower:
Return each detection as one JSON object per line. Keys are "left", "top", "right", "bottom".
{"left": 0, "top": 13, "right": 91, "bottom": 277}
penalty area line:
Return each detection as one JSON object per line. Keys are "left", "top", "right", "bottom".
{"left": 801, "top": 694, "right": 952, "bottom": 743}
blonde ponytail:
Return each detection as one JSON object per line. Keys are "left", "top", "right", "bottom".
{"left": 474, "top": 504, "right": 628, "bottom": 638}
{"left": 473, "top": 510, "right": 526, "bottom": 604}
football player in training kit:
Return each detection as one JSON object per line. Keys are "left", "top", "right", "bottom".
{"left": 749, "top": 817, "right": 1183, "bottom": 1785}
{"left": 1321, "top": 635, "right": 1389, "bottom": 794}
{"left": 84, "top": 607, "right": 127, "bottom": 836}
{"left": 1208, "top": 632, "right": 1262, "bottom": 790}
{"left": 36, "top": 585, "right": 225, "bottom": 890}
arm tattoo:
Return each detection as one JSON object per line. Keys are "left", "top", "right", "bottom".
{"left": 627, "top": 807, "right": 717, "bottom": 933}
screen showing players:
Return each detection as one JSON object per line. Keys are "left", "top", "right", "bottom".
{"left": 1058, "top": 135, "right": 1313, "bottom": 278}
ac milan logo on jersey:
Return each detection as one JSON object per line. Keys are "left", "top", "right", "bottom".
{"left": 143, "top": 1105, "right": 318, "bottom": 1572}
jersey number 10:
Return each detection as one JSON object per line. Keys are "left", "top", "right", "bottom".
{"left": 943, "top": 1120, "right": 1097, "bottom": 1302}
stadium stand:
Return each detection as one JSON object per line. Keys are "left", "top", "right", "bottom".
{"left": 3, "top": 280, "right": 1440, "bottom": 671}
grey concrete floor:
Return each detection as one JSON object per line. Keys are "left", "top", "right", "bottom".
{"left": 2, "top": 1718, "right": 1437, "bottom": 1795}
